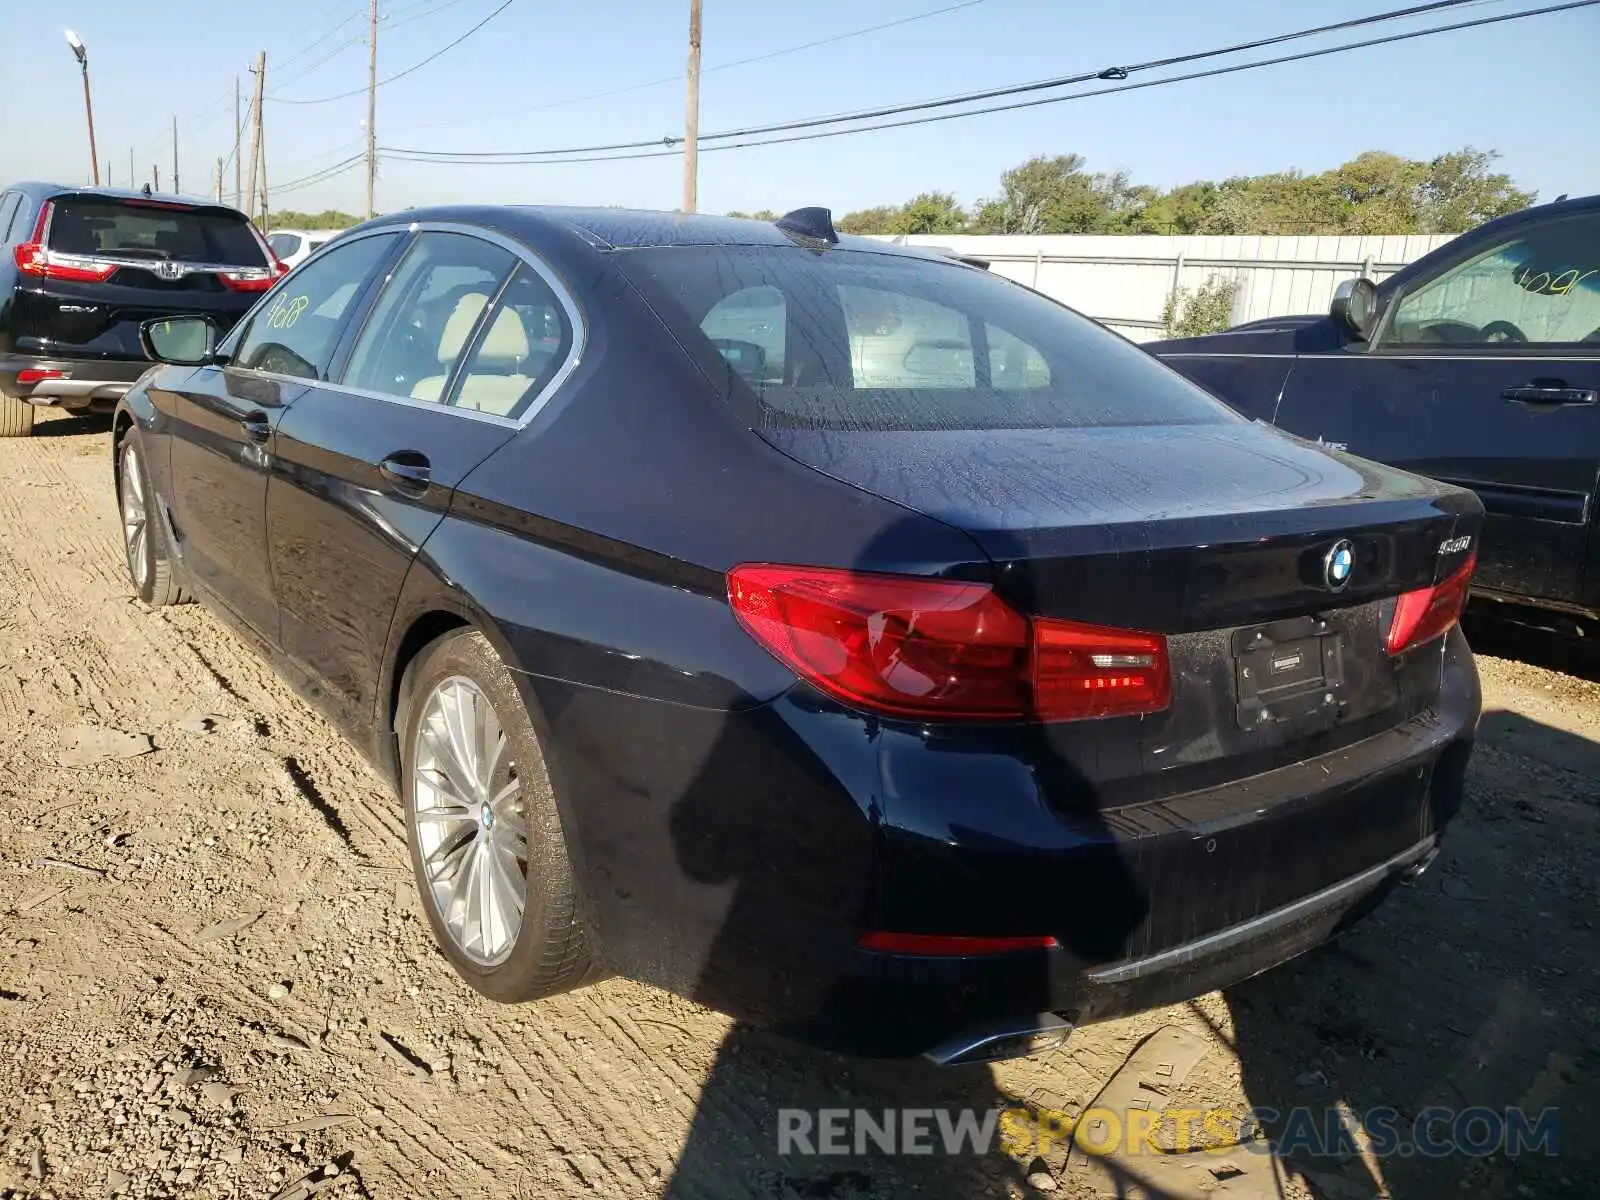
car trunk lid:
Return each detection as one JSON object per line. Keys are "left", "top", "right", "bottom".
{"left": 769, "top": 419, "right": 1481, "bottom": 791}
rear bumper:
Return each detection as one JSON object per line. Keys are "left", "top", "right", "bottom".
{"left": 0, "top": 355, "right": 152, "bottom": 410}
{"left": 533, "top": 626, "right": 1480, "bottom": 1060}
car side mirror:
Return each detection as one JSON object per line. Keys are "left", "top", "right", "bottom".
{"left": 1330, "top": 277, "right": 1379, "bottom": 342}
{"left": 141, "top": 316, "right": 220, "bottom": 366}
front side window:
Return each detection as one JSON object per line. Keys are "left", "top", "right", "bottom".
{"left": 623, "top": 245, "right": 1233, "bottom": 431}
{"left": 342, "top": 232, "right": 518, "bottom": 402}
{"left": 1382, "top": 213, "right": 1600, "bottom": 348}
{"left": 232, "top": 233, "right": 398, "bottom": 380}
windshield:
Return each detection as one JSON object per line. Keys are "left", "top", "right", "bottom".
{"left": 618, "top": 245, "right": 1238, "bottom": 432}
{"left": 47, "top": 197, "right": 266, "bottom": 267}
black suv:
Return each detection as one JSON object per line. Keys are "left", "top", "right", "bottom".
{"left": 1152, "top": 193, "right": 1600, "bottom": 634}
{"left": 0, "top": 183, "right": 280, "bottom": 436}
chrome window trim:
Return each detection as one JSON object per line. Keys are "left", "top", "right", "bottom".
{"left": 221, "top": 221, "right": 587, "bottom": 432}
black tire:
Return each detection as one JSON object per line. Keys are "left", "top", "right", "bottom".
{"left": 397, "top": 628, "right": 593, "bottom": 1002}
{"left": 116, "top": 433, "right": 186, "bottom": 606}
{"left": 0, "top": 393, "right": 35, "bottom": 437}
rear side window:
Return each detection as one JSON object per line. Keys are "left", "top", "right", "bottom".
{"left": 620, "top": 246, "right": 1235, "bottom": 432}
{"left": 268, "top": 232, "right": 303, "bottom": 259}
{"left": 46, "top": 197, "right": 266, "bottom": 267}
{"left": 342, "top": 232, "right": 518, "bottom": 401}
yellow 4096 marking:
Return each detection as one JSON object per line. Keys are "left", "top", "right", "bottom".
{"left": 1514, "top": 266, "right": 1599, "bottom": 296}
{"left": 266, "top": 294, "right": 311, "bottom": 330}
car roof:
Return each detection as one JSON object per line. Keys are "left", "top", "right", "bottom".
{"left": 365, "top": 204, "right": 946, "bottom": 259}
{"left": 9, "top": 181, "right": 249, "bottom": 214}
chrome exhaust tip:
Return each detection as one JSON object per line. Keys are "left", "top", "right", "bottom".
{"left": 922, "top": 1014, "right": 1074, "bottom": 1067}
{"left": 1399, "top": 844, "right": 1441, "bottom": 884}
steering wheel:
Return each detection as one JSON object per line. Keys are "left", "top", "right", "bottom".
{"left": 1479, "top": 320, "right": 1528, "bottom": 345}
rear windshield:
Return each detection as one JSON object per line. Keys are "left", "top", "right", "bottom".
{"left": 618, "top": 245, "right": 1237, "bottom": 432}
{"left": 48, "top": 197, "right": 266, "bottom": 267}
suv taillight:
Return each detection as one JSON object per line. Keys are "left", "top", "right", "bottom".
{"left": 726, "top": 564, "right": 1170, "bottom": 722}
{"left": 217, "top": 267, "right": 277, "bottom": 292}
{"left": 14, "top": 200, "right": 117, "bottom": 283}
{"left": 14, "top": 243, "right": 118, "bottom": 283}
{"left": 1386, "top": 553, "right": 1476, "bottom": 656}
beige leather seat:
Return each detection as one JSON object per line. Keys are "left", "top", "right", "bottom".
{"left": 411, "top": 293, "right": 488, "bottom": 403}
{"left": 409, "top": 293, "right": 533, "bottom": 416}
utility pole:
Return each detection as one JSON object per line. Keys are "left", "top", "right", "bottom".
{"left": 172, "top": 116, "right": 180, "bottom": 195}
{"left": 682, "top": 0, "right": 701, "bottom": 213}
{"left": 129, "top": 147, "right": 135, "bottom": 190}
{"left": 258, "top": 118, "right": 270, "bottom": 231}
{"left": 215, "top": 156, "right": 224, "bottom": 202}
{"left": 365, "top": 0, "right": 378, "bottom": 217}
{"left": 153, "top": 164, "right": 160, "bottom": 192}
{"left": 244, "top": 52, "right": 266, "bottom": 222}
{"left": 106, "top": 159, "right": 112, "bottom": 187}
{"left": 234, "top": 74, "right": 242, "bottom": 208}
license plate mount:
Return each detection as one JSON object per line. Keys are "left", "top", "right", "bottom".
{"left": 1233, "top": 615, "right": 1345, "bottom": 731}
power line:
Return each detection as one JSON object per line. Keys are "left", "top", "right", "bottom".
{"left": 386, "top": 0, "right": 1501, "bottom": 160}
{"left": 273, "top": 153, "right": 368, "bottom": 196}
{"left": 275, "top": 8, "right": 367, "bottom": 73}
{"left": 410, "top": 0, "right": 995, "bottom": 131}
{"left": 385, "top": 0, "right": 472, "bottom": 31}
{"left": 267, "top": 36, "right": 365, "bottom": 95}
{"left": 270, "top": 0, "right": 518, "bottom": 104}
{"left": 382, "top": 0, "right": 1597, "bottom": 167}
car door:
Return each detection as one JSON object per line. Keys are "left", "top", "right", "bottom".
{"left": 266, "top": 226, "right": 580, "bottom": 738}
{"left": 157, "top": 231, "right": 403, "bottom": 638}
{"left": 1273, "top": 206, "right": 1600, "bottom": 608}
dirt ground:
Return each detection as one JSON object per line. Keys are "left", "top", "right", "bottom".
{"left": 0, "top": 409, "right": 1595, "bottom": 1200}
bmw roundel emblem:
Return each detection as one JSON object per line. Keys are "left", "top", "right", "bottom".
{"left": 1324, "top": 539, "right": 1355, "bottom": 592}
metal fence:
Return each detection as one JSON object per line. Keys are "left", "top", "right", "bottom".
{"left": 873, "top": 233, "right": 1459, "bottom": 341}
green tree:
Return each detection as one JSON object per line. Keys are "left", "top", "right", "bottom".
{"left": 726, "top": 209, "right": 779, "bottom": 220}
{"left": 885, "top": 191, "right": 967, "bottom": 235}
{"left": 267, "top": 208, "right": 362, "bottom": 230}
{"left": 1416, "top": 148, "right": 1536, "bottom": 233}
{"left": 969, "top": 153, "right": 1107, "bottom": 234}
{"left": 837, "top": 205, "right": 901, "bottom": 234}
{"left": 1162, "top": 275, "right": 1243, "bottom": 338}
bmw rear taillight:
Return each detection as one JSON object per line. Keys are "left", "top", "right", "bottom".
{"left": 1386, "top": 553, "right": 1476, "bottom": 656}
{"left": 726, "top": 564, "right": 1170, "bottom": 722}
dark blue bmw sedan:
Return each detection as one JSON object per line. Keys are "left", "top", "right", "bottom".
{"left": 114, "top": 205, "right": 1483, "bottom": 1064}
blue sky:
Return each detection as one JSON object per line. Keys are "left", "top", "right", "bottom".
{"left": 4, "top": 0, "right": 1597, "bottom": 217}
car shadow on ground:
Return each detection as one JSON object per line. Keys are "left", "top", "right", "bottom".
{"left": 1463, "top": 614, "right": 1600, "bottom": 684}
{"left": 1225, "top": 703, "right": 1597, "bottom": 1199}
{"left": 656, "top": 644, "right": 1595, "bottom": 1198}
{"left": 29, "top": 411, "right": 114, "bottom": 439}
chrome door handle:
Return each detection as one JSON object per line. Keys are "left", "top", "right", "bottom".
{"left": 240, "top": 412, "right": 271, "bottom": 443}
{"left": 379, "top": 455, "right": 431, "bottom": 494}
{"left": 1501, "top": 385, "right": 1597, "bottom": 406}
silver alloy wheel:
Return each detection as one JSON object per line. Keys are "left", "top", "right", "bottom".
{"left": 411, "top": 675, "right": 529, "bottom": 966}
{"left": 119, "top": 443, "right": 149, "bottom": 588}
